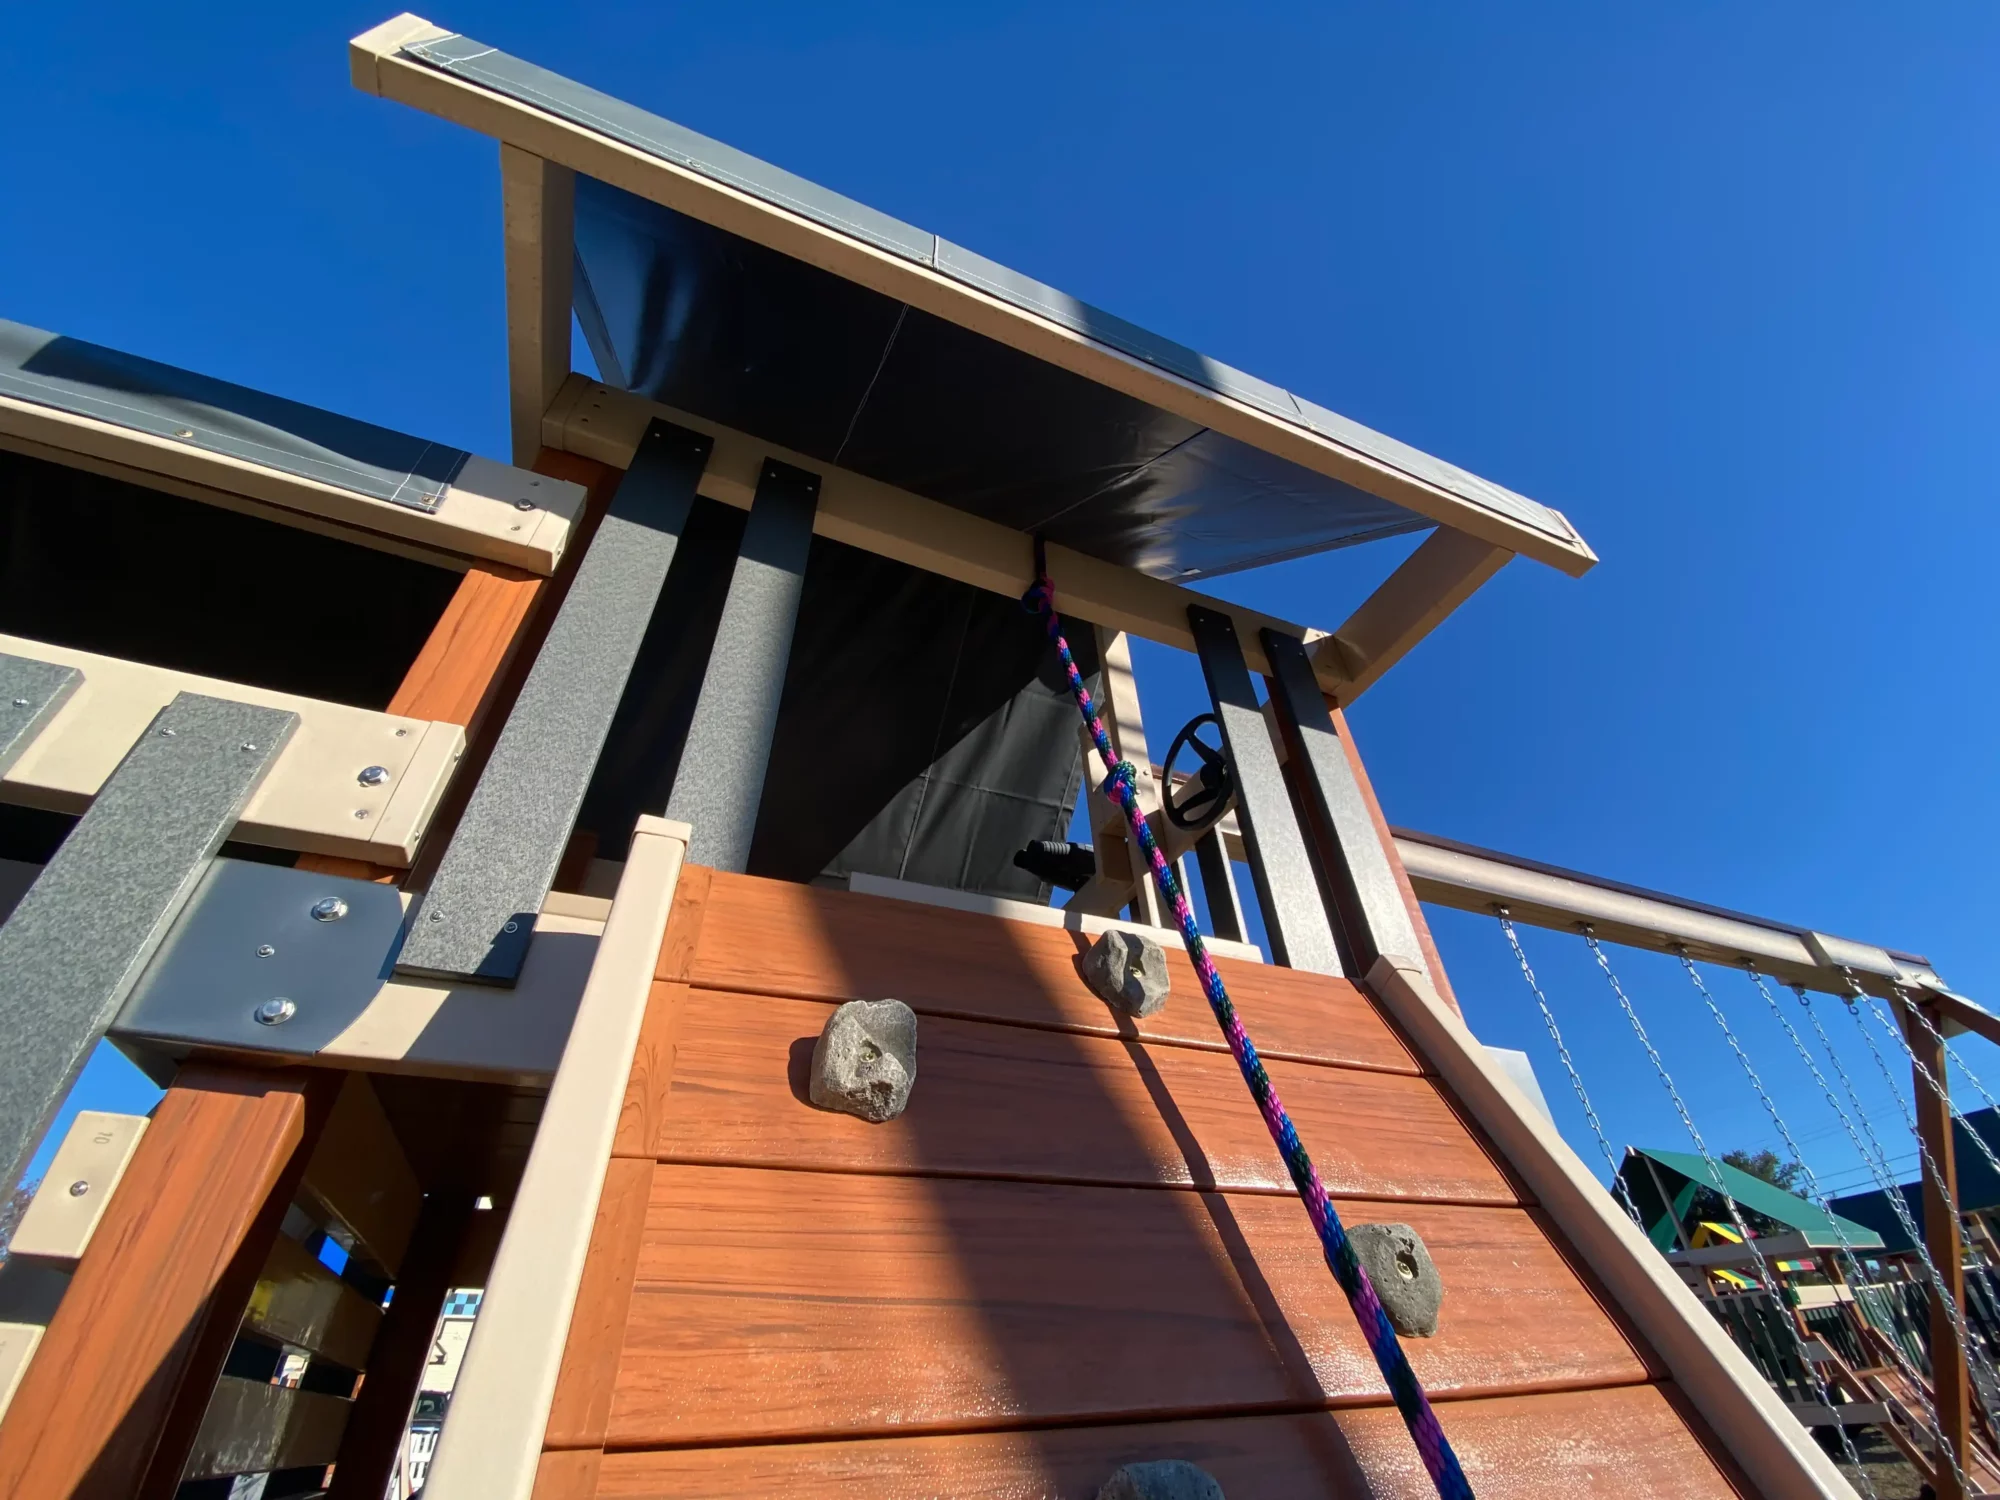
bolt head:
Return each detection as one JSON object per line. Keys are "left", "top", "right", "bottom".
{"left": 357, "top": 765, "right": 390, "bottom": 788}
{"left": 256, "top": 943, "right": 276, "bottom": 957}
{"left": 240, "top": 742, "right": 258, "bottom": 752}
{"left": 255, "top": 997, "right": 297, "bottom": 1026}
{"left": 68, "top": 1179, "right": 89, "bottom": 1198}
{"left": 310, "top": 896, "right": 348, "bottom": 923}
{"left": 502, "top": 920, "right": 520, "bottom": 934}
{"left": 173, "top": 427, "right": 194, "bottom": 439}
{"left": 353, "top": 808, "right": 371, "bottom": 820}
{"left": 10, "top": 698, "right": 26, "bottom": 708}
{"left": 514, "top": 498, "right": 535, "bottom": 511}
{"left": 157, "top": 726, "right": 177, "bottom": 737}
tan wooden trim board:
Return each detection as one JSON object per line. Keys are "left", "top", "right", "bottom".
{"left": 420, "top": 815, "right": 691, "bottom": 1500}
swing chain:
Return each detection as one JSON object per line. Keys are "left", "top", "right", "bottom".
{"left": 1751, "top": 971, "right": 1971, "bottom": 1483}
{"left": 1496, "top": 910, "right": 1643, "bottom": 1224}
{"left": 1579, "top": 928, "right": 1860, "bottom": 1467}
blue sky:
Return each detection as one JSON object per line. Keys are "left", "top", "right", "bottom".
{"left": 5, "top": 4, "right": 1996, "bottom": 1203}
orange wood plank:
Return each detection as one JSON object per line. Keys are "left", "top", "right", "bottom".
{"left": 0, "top": 1066, "right": 332, "bottom": 1499}
{"left": 644, "top": 990, "right": 1514, "bottom": 1203}
{"left": 604, "top": 1165, "right": 1647, "bottom": 1446}
{"left": 535, "top": 1448, "right": 604, "bottom": 1500}
{"left": 614, "top": 982, "right": 688, "bottom": 1161}
{"left": 690, "top": 873, "right": 1420, "bottom": 1073}
{"left": 544, "top": 1158, "right": 655, "bottom": 1450}
{"left": 596, "top": 1384, "right": 1744, "bottom": 1498}
{"left": 385, "top": 560, "right": 542, "bottom": 732}
{"left": 655, "top": 863, "right": 713, "bottom": 984}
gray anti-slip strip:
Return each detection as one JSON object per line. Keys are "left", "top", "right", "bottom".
{"left": 399, "top": 32, "right": 1578, "bottom": 546}
{"left": 0, "top": 319, "right": 469, "bottom": 513}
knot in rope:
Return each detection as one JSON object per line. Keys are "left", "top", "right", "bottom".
{"left": 1020, "top": 574, "right": 1055, "bottom": 617}
{"left": 1100, "top": 759, "right": 1139, "bottom": 805}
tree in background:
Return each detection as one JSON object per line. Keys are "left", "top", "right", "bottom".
{"left": 1723, "top": 1148, "right": 1804, "bottom": 1194}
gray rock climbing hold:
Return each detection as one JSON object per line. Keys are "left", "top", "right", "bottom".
{"left": 1081, "top": 928, "right": 1171, "bottom": 1018}
{"left": 1097, "top": 1459, "right": 1225, "bottom": 1500}
{"left": 1347, "top": 1222, "right": 1443, "bottom": 1338}
{"left": 809, "top": 999, "right": 918, "bottom": 1123}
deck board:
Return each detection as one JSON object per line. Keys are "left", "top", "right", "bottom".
{"left": 594, "top": 1384, "right": 1743, "bottom": 1498}
{"left": 645, "top": 989, "right": 1514, "bottom": 1202}
{"left": 604, "top": 1165, "right": 1648, "bottom": 1446}
{"left": 689, "top": 873, "right": 1421, "bottom": 1073}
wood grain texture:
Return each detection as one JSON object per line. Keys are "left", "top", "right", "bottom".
{"left": 385, "top": 560, "right": 542, "bottom": 732}
{"left": 614, "top": 982, "right": 687, "bottom": 1160}
{"left": 596, "top": 1384, "right": 1744, "bottom": 1498}
{"left": 534, "top": 1447, "right": 604, "bottom": 1500}
{"left": 604, "top": 1165, "right": 1647, "bottom": 1446}
{"left": 0, "top": 1066, "right": 328, "bottom": 1500}
{"left": 691, "top": 873, "right": 1419, "bottom": 1073}
{"left": 543, "top": 1157, "right": 655, "bottom": 1450}
{"left": 644, "top": 991, "right": 1513, "bottom": 1203}
{"left": 653, "top": 863, "right": 713, "bottom": 983}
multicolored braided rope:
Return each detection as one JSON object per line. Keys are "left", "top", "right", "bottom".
{"left": 1023, "top": 562, "right": 1474, "bottom": 1500}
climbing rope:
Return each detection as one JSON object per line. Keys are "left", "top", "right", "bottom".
{"left": 1749, "top": 972, "right": 1971, "bottom": 1491}
{"left": 1581, "top": 934, "right": 1856, "bottom": 1464}
{"left": 1497, "top": 912, "right": 1643, "bottom": 1224}
{"left": 1022, "top": 560, "right": 1473, "bottom": 1500}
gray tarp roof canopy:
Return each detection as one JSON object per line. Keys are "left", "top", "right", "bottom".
{"left": 388, "top": 26, "right": 1595, "bottom": 585}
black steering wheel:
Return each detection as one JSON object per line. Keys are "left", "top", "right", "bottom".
{"left": 1161, "top": 712, "right": 1236, "bottom": 832}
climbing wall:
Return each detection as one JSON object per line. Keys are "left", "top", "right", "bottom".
{"left": 530, "top": 869, "right": 1753, "bottom": 1498}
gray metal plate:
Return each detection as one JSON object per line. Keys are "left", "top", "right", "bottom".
{"left": 1186, "top": 606, "right": 1340, "bottom": 976}
{"left": 115, "top": 860, "right": 406, "bottom": 1058}
{"left": 397, "top": 419, "right": 714, "bottom": 984}
{"left": 0, "top": 692, "right": 296, "bottom": 1192}
{"left": 0, "top": 319, "right": 469, "bottom": 514}
{"left": 1261, "top": 627, "right": 1426, "bottom": 974}
{"left": 666, "top": 458, "right": 820, "bottom": 872}
{"left": 0, "top": 654, "right": 80, "bottom": 777}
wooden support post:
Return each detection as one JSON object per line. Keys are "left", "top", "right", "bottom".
{"left": 324, "top": 1192, "right": 477, "bottom": 1500}
{"left": 0, "top": 1064, "right": 336, "bottom": 1499}
{"left": 1065, "top": 630, "right": 1164, "bottom": 924}
{"left": 1904, "top": 992, "right": 1972, "bottom": 1499}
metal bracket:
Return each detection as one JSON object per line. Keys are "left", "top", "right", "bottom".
{"left": 1261, "top": 628, "right": 1428, "bottom": 977}
{"left": 397, "top": 418, "right": 713, "bottom": 984}
{"left": 114, "top": 860, "right": 406, "bottom": 1064}
{"left": 1185, "top": 606, "right": 1340, "bottom": 974}
{"left": 665, "top": 457, "right": 820, "bottom": 873}
{"left": 0, "top": 692, "right": 297, "bottom": 1193}
{"left": 0, "top": 655, "right": 80, "bottom": 778}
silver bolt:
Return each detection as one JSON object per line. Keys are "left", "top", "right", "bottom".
{"left": 68, "top": 1180, "right": 89, "bottom": 1198}
{"left": 428, "top": 909, "right": 444, "bottom": 922}
{"left": 514, "top": 499, "right": 534, "bottom": 511}
{"left": 10, "top": 698, "right": 26, "bottom": 707}
{"left": 158, "top": 727, "right": 176, "bottom": 737}
{"left": 509, "top": 523, "right": 523, "bottom": 532}
{"left": 256, "top": 943, "right": 276, "bottom": 957}
{"left": 310, "top": 897, "right": 348, "bottom": 922}
{"left": 502, "top": 920, "right": 520, "bottom": 934}
{"left": 394, "top": 727, "right": 409, "bottom": 738}
{"left": 255, "top": 997, "right": 297, "bottom": 1026}
{"left": 174, "top": 427, "right": 194, "bottom": 439}
{"left": 357, "top": 765, "right": 390, "bottom": 787}
{"left": 353, "top": 808, "right": 371, "bottom": 820}
{"left": 240, "top": 742, "right": 258, "bottom": 752}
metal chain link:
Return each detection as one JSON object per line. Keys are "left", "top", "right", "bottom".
{"left": 1847, "top": 986, "right": 2000, "bottom": 1393}
{"left": 1580, "top": 931, "right": 1855, "bottom": 1466}
{"left": 1751, "top": 973, "right": 1967, "bottom": 1486}
{"left": 1496, "top": 912, "right": 1643, "bottom": 1224}
{"left": 1672, "top": 955, "right": 1876, "bottom": 1494}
